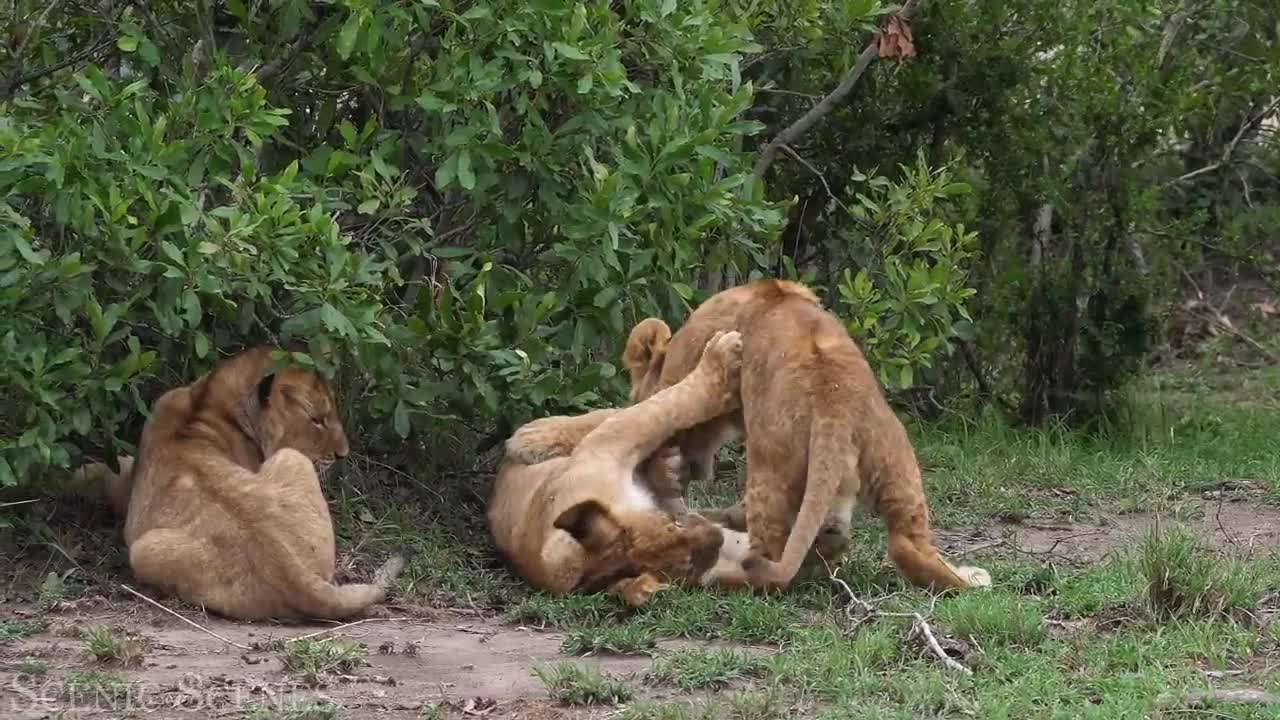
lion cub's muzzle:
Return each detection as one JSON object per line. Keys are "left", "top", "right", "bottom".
{"left": 673, "top": 513, "right": 725, "bottom": 581}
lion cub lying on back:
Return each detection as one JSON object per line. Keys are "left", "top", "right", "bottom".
{"left": 80, "top": 347, "right": 403, "bottom": 621}
{"left": 489, "top": 331, "right": 752, "bottom": 606}
{"left": 624, "top": 280, "right": 990, "bottom": 593}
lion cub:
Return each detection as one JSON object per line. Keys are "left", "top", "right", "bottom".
{"left": 623, "top": 280, "right": 990, "bottom": 593}
{"left": 489, "top": 331, "right": 753, "bottom": 606}
{"left": 87, "top": 347, "right": 403, "bottom": 621}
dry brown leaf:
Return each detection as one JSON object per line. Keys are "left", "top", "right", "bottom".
{"left": 879, "top": 14, "right": 917, "bottom": 60}
{"left": 462, "top": 697, "right": 498, "bottom": 716}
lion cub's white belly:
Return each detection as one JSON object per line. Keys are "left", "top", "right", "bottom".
{"left": 613, "top": 469, "right": 657, "bottom": 511}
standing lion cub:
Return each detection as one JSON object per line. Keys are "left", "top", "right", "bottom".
{"left": 81, "top": 347, "right": 403, "bottom": 621}
{"left": 490, "top": 331, "right": 753, "bottom": 605}
{"left": 624, "top": 279, "right": 990, "bottom": 593}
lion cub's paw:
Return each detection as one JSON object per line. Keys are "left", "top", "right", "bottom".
{"left": 956, "top": 565, "right": 992, "bottom": 588}
{"left": 504, "top": 419, "right": 575, "bottom": 465}
{"left": 374, "top": 554, "right": 407, "bottom": 587}
{"left": 703, "top": 330, "right": 744, "bottom": 370}
{"left": 613, "top": 574, "right": 669, "bottom": 607}
{"left": 699, "top": 330, "right": 744, "bottom": 406}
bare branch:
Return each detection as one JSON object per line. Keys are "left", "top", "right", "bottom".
{"left": 1167, "top": 95, "right": 1280, "bottom": 187}
{"left": 12, "top": 0, "right": 69, "bottom": 63}
{"left": 3, "top": 34, "right": 117, "bottom": 97}
{"left": 752, "top": 0, "right": 921, "bottom": 185}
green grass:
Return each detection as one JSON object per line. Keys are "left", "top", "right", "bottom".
{"left": 0, "top": 618, "right": 48, "bottom": 642}
{"left": 533, "top": 662, "right": 634, "bottom": 705}
{"left": 9, "top": 365, "right": 1280, "bottom": 719}
{"left": 648, "top": 648, "right": 769, "bottom": 690}
{"left": 278, "top": 638, "right": 367, "bottom": 686}
{"left": 81, "top": 624, "right": 143, "bottom": 666}
{"left": 244, "top": 701, "right": 342, "bottom": 720}
{"left": 64, "top": 670, "right": 129, "bottom": 700}
{"left": 561, "top": 624, "right": 657, "bottom": 655}
{"left": 498, "top": 368, "right": 1280, "bottom": 718}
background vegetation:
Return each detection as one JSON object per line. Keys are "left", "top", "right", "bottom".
{"left": 0, "top": 0, "right": 1277, "bottom": 485}
{"left": 2, "top": 4, "right": 1280, "bottom": 718}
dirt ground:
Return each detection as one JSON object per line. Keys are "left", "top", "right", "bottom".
{"left": 3, "top": 496, "right": 1278, "bottom": 719}
{"left": 940, "top": 495, "right": 1280, "bottom": 566}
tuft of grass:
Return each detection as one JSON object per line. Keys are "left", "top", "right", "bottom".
{"left": 561, "top": 624, "right": 656, "bottom": 656}
{"left": 649, "top": 648, "right": 768, "bottom": 690}
{"left": 724, "top": 690, "right": 785, "bottom": 720}
{"left": 81, "top": 624, "right": 143, "bottom": 666}
{"left": 0, "top": 618, "right": 48, "bottom": 642}
{"left": 933, "top": 592, "right": 1048, "bottom": 648}
{"left": 245, "top": 701, "right": 342, "bottom": 720}
{"left": 279, "top": 638, "right": 367, "bottom": 686}
{"left": 533, "top": 662, "right": 634, "bottom": 706}
{"left": 1141, "top": 524, "right": 1264, "bottom": 620}
{"left": 619, "top": 701, "right": 709, "bottom": 720}
{"left": 15, "top": 659, "right": 49, "bottom": 677}
{"left": 64, "top": 670, "right": 129, "bottom": 699}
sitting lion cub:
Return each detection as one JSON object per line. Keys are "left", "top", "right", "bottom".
{"left": 489, "top": 331, "right": 752, "bottom": 606}
{"left": 81, "top": 347, "right": 403, "bottom": 621}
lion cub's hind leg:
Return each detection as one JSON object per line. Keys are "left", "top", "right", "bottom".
{"left": 258, "top": 449, "right": 406, "bottom": 620}
{"left": 128, "top": 527, "right": 274, "bottom": 619}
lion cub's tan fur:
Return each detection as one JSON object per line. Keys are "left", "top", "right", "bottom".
{"left": 624, "top": 279, "right": 990, "bottom": 592}
{"left": 490, "top": 331, "right": 753, "bottom": 606}
{"left": 81, "top": 348, "right": 403, "bottom": 621}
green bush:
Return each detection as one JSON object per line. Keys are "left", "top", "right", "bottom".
{"left": 0, "top": 1, "right": 986, "bottom": 489}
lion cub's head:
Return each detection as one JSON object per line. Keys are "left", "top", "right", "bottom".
{"left": 255, "top": 366, "right": 350, "bottom": 471}
{"left": 553, "top": 500, "right": 725, "bottom": 591}
{"left": 622, "top": 317, "right": 671, "bottom": 404}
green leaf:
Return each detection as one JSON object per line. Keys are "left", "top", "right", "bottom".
{"left": 194, "top": 332, "right": 210, "bottom": 359}
{"left": 320, "top": 303, "right": 358, "bottom": 339}
{"left": 660, "top": 0, "right": 677, "bottom": 16}
{"left": 577, "top": 73, "right": 594, "bottom": 94}
{"left": 899, "top": 364, "right": 914, "bottom": 389}
{"left": 435, "top": 154, "right": 457, "bottom": 189}
{"left": 592, "top": 287, "right": 618, "bottom": 308}
{"left": 13, "top": 236, "right": 49, "bottom": 265}
{"left": 159, "top": 241, "right": 186, "bottom": 267}
{"left": 117, "top": 36, "right": 139, "bottom": 52}
{"left": 358, "top": 198, "right": 381, "bottom": 215}
{"left": 457, "top": 150, "right": 476, "bottom": 190}
{"left": 337, "top": 12, "right": 363, "bottom": 60}
{"left": 393, "top": 400, "right": 410, "bottom": 438}
{"left": 553, "top": 43, "right": 590, "bottom": 61}
{"left": 0, "top": 457, "right": 15, "bottom": 487}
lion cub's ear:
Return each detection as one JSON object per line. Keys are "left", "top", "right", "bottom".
{"left": 554, "top": 500, "right": 623, "bottom": 553}
{"left": 257, "top": 373, "right": 276, "bottom": 406}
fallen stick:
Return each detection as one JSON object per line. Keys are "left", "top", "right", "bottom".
{"left": 830, "top": 573, "right": 973, "bottom": 675}
{"left": 287, "top": 618, "right": 376, "bottom": 643}
{"left": 909, "top": 613, "right": 973, "bottom": 676}
{"left": 1156, "top": 688, "right": 1280, "bottom": 709}
{"left": 119, "top": 583, "right": 252, "bottom": 651}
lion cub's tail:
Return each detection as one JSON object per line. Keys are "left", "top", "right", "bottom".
{"left": 288, "top": 554, "right": 406, "bottom": 620}
{"left": 745, "top": 402, "right": 857, "bottom": 590}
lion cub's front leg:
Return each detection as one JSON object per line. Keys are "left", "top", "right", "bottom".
{"left": 575, "top": 331, "right": 743, "bottom": 466}
{"left": 505, "top": 408, "right": 622, "bottom": 465}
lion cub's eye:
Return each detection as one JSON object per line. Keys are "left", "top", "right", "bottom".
{"left": 310, "top": 415, "right": 325, "bottom": 427}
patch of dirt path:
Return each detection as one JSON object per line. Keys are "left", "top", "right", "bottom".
{"left": 0, "top": 604, "right": 734, "bottom": 719}
{"left": 941, "top": 497, "right": 1280, "bottom": 565}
